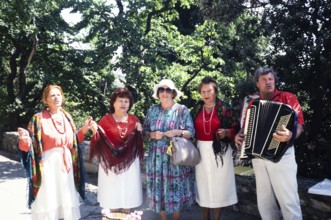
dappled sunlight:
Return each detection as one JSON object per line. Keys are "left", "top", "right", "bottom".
{"left": 0, "top": 159, "right": 25, "bottom": 180}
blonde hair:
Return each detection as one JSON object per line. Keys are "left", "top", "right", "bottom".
{"left": 42, "top": 84, "right": 65, "bottom": 106}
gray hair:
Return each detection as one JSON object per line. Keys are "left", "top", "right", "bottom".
{"left": 253, "top": 67, "right": 279, "bottom": 83}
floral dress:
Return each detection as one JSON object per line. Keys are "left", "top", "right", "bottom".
{"left": 143, "top": 103, "right": 196, "bottom": 214}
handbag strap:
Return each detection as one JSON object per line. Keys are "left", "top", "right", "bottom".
{"left": 167, "top": 104, "right": 183, "bottom": 156}
{"left": 175, "top": 104, "right": 183, "bottom": 129}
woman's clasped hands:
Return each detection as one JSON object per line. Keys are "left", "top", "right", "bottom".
{"left": 150, "top": 129, "right": 182, "bottom": 140}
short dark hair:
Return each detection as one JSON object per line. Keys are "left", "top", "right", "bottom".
{"left": 254, "top": 67, "right": 279, "bottom": 83}
{"left": 109, "top": 87, "right": 134, "bottom": 113}
{"left": 198, "top": 76, "right": 218, "bottom": 94}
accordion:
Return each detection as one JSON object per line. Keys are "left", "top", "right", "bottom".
{"left": 240, "top": 100, "right": 297, "bottom": 162}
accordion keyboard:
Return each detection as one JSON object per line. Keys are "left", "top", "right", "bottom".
{"left": 268, "top": 114, "right": 292, "bottom": 151}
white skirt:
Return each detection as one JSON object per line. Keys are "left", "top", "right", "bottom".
{"left": 97, "top": 158, "right": 143, "bottom": 209}
{"left": 195, "top": 141, "right": 238, "bottom": 208}
{"left": 31, "top": 147, "right": 80, "bottom": 220}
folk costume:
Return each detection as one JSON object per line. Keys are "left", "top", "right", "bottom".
{"left": 90, "top": 114, "right": 144, "bottom": 209}
{"left": 193, "top": 100, "right": 240, "bottom": 208}
{"left": 19, "top": 109, "right": 86, "bottom": 220}
{"left": 143, "top": 103, "right": 196, "bottom": 214}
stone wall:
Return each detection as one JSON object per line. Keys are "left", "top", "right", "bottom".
{"left": 235, "top": 175, "right": 331, "bottom": 220}
{"left": 1, "top": 132, "right": 20, "bottom": 154}
{"left": 80, "top": 141, "right": 99, "bottom": 174}
{"left": 1, "top": 132, "right": 331, "bottom": 219}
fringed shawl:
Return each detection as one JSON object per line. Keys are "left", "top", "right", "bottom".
{"left": 193, "top": 100, "right": 240, "bottom": 166}
{"left": 89, "top": 114, "right": 144, "bottom": 175}
{"left": 19, "top": 109, "right": 86, "bottom": 208}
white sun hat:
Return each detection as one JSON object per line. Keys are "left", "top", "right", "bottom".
{"left": 152, "top": 79, "right": 183, "bottom": 99}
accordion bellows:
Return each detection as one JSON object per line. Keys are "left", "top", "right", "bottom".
{"left": 240, "top": 100, "right": 297, "bottom": 162}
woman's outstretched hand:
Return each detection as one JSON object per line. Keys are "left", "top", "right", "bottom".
{"left": 17, "top": 127, "right": 31, "bottom": 152}
{"left": 136, "top": 122, "right": 142, "bottom": 132}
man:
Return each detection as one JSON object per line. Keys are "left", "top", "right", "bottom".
{"left": 235, "top": 67, "right": 304, "bottom": 220}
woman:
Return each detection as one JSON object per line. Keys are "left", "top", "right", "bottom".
{"left": 17, "top": 84, "right": 96, "bottom": 220}
{"left": 90, "top": 87, "right": 144, "bottom": 213}
{"left": 143, "top": 79, "right": 195, "bottom": 220}
{"left": 193, "top": 76, "right": 240, "bottom": 220}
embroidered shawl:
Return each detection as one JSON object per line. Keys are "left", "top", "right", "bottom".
{"left": 19, "top": 109, "right": 85, "bottom": 208}
{"left": 89, "top": 114, "right": 144, "bottom": 174}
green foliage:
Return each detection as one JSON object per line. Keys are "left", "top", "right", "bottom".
{"left": 0, "top": 0, "right": 114, "bottom": 130}
{"left": 0, "top": 0, "right": 265, "bottom": 130}
{"left": 196, "top": 0, "right": 248, "bottom": 22}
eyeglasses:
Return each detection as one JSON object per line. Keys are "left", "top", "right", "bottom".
{"left": 158, "top": 87, "right": 173, "bottom": 94}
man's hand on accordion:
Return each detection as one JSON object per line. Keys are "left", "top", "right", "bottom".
{"left": 235, "top": 132, "right": 245, "bottom": 150}
{"left": 273, "top": 124, "right": 293, "bottom": 142}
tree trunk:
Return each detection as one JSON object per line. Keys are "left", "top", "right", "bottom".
{"left": 7, "top": 49, "right": 20, "bottom": 130}
{"left": 6, "top": 35, "right": 37, "bottom": 130}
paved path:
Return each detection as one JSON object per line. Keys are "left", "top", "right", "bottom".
{"left": 0, "top": 150, "right": 260, "bottom": 220}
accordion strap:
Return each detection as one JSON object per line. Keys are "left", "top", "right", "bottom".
{"left": 288, "top": 111, "right": 298, "bottom": 147}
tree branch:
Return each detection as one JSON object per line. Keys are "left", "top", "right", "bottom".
{"left": 182, "top": 48, "right": 206, "bottom": 90}
{"left": 115, "top": 0, "right": 124, "bottom": 15}
{"left": 19, "top": 33, "right": 38, "bottom": 98}
{"left": 145, "top": 0, "right": 172, "bottom": 35}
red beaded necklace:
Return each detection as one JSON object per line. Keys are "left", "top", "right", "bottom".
{"left": 112, "top": 114, "right": 128, "bottom": 138}
{"left": 48, "top": 110, "right": 66, "bottom": 134}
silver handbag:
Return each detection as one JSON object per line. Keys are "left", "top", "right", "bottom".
{"left": 167, "top": 105, "right": 200, "bottom": 166}
{"left": 170, "top": 136, "right": 200, "bottom": 166}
